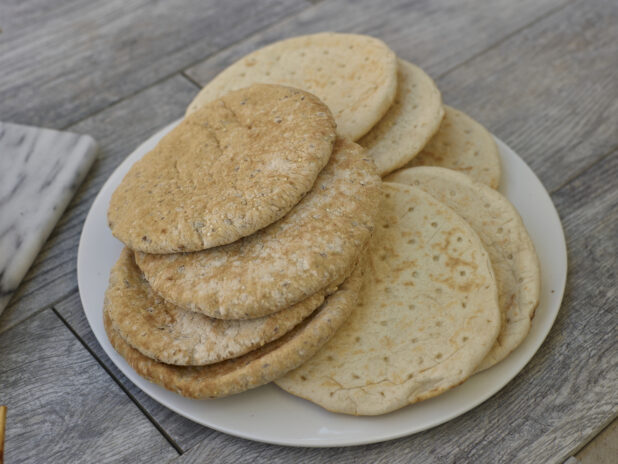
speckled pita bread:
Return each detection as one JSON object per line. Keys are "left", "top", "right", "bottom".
{"left": 276, "top": 183, "right": 500, "bottom": 415}
{"left": 403, "top": 105, "right": 501, "bottom": 188}
{"left": 105, "top": 248, "right": 327, "bottom": 366}
{"left": 108, "top": 84, "right": 336, "bottom": 253}
{"left": 136, "top": 138, "right": 380, "bottom": 319}
{"left": 104, "top": 263, "right": 363, "bottom": 399}
{"left": 186, "top": 33, "right": 398, "bottom": 141}
{"left": 359, "top": 59, "right": 444, "bottom": 176}
{"left": 386, "top": 167, "right": 540, "bottom": 370}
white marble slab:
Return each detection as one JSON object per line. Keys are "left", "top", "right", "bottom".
{"left": 0, "top": 122, "right": 97, "bottom": 314}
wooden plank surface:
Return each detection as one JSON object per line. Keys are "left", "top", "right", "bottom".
{"left": 0, "top": 0, "right": 309, "bottom": 128}
{"left": 0, "top": 0, "right": 616, "bottom": 461}
{"left": 0, "top": 309, "right": 178, "bottom": 463}
{"left": 576, "top": 418, "right": 618, "bottom": 464}
{"left": 436, "top": 0, "right": 618, "bottom": 192}
{"left": 54, "top": 292, "right": 210, "bottom": 452}
{"left": 185, "top": 0, "right": 569, "bottom": 88}
{"left": 0, "top": 74, "right": 200, "bottom": 335}
{"left": 169, "top": 149, "right": 618, "bottom": 464}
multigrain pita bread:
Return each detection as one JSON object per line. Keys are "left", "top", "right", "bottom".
{"left": 359, "top": 59, "right": 444, "bottom": 176}
{"left": 136, "top": 138, "right": 380, "bottom": 319}
{"left": 386, "top": 167, "right": 540, "bottom": 370}
{"left": 186, "top": 32, "right": 398, "bottom": 141}
{"left": 104, "top": 263, "right": 363, "bottom": 399}
{"left": 105, "top": 248, "right": 327, "bottom": 366}
{"left": 108, "top": 84, "right": 336, "bottom": 253}
{"left": 403, "top": 105, "right": 501, "bottom": 188}
{"left": 276, "top": 183, "right": 500, "bottom": 415}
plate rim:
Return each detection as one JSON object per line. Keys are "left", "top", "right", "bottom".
{"left": 77, "top": 120, "right": 568, "bottom": 447}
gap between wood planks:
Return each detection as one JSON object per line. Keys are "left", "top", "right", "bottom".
{"left": 569, "top": 413, "right": 618, "bottom": 463}
{"left": 179, "top": 71, "right": 203, "bottom": 90}
{"left": 50, "top": 307, "right": 184, "bottom": 456}
{"left": 0, "top": 290, "right": 77, "bottom": 335}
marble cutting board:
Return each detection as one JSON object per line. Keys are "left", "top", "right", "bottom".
{"left": 0, "top": 122, "right": 98, "bottom": 315}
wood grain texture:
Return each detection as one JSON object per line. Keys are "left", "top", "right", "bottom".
{"left": 0, "top": 0, "right": 616, "bottom": 460}
{"left": 436, "top": 0, "right": 618, "bottom": 192}
{"left": 167, "top": 152, "right": 617, "bottom": 464}
{"left": 185, "top": 0, "right": 569, "bottom": 86}
{"left": 0, "top": 75, "right": 199, "bottom": 334}
{"left": 0, "top": 309, "right": 178, "bottom": 463}
{"left": 0, "top": 0, "right": 308, "bottom": 128}
{"left": 54, "top": 292, "right": 210, "bottom": 452}
{"left": 576, "top": 418, "right": 618, "bottom": 464}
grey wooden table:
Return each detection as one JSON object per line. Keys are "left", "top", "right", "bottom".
{"left": 1, "top": 0, "right": 616, "bottom": 462}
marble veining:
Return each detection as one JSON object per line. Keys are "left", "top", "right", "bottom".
{"left": 0, "top": 122, "right": 97, "bottom": 314}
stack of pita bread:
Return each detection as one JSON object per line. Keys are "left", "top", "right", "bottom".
{"left": 103, "top": 33, "right": 540, "bottom": 415}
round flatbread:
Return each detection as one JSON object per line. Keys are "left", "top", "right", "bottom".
{"left": 105, "top": 248, "right": 327, "bottom": 366}
{"left": 386, "top": 167, "right": 541, "bottom": 371}
{"left": 108, "top": 84, "right": 336, "bottom": 253}
{"left": 103, "top": 262, "right": 363, "bottom": 399}
{"left": 186, "top": 32, "right": 398, "bottom": 141}
{"left": 403, "top": 105, "right": 501, "bottom": 188}
{"left": 359, "top": 59, "right": 444, "bottom": 176}
{"left": 136, "top": 138, "right": 380, "bottom": 319}
{"left": 276, "top": 183, "right": 500, "bottom": 415}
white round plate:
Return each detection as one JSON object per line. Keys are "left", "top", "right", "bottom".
{"left": 78, "top": 120, "right": 567, "bottom": 447}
